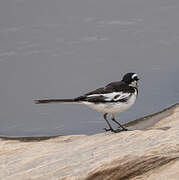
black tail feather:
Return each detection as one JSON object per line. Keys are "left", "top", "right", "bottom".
{"left": 35, "top": 99, "right": 75, "bottom": 104}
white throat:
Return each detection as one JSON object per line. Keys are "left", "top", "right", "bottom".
{"left": 129, "top": 81, "right": 138, "bottom": 88}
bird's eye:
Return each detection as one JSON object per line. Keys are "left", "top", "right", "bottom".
{"left": 134, "top": 77, "right": 139, "bottom": 81}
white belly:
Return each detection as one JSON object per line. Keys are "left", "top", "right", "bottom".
{"left": 83, "top": 93, "right": 137, "bottom": 114}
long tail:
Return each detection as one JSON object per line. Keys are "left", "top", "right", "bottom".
{"left": 35, "top": 99, "right": 77, "bottom": 104}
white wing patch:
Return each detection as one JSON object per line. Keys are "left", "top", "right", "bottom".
{"left": 113, "top": 92, "right": 131, "bottom": 101}
{"left": 87, "top": 92, "right": 131, "bottom": 102}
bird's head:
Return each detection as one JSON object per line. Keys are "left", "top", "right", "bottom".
{"left": 122, "top": 73, "right": 139, "bottom": 87}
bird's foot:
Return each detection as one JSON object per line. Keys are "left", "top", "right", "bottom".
{"left": 104, "top": 128, "right": 114, "bottom": 132}
{"left": 120, "top": 127, "right": 128, "bottom": 131}
{"left": 104, "top": 128, "right": 122, "bottom": 133}
{"left": 117, "top": 125, "right": 128, "bottom": 131}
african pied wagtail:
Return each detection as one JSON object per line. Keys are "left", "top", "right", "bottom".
{"left": 35, "top": 72, "right": 139, "bottom": 133}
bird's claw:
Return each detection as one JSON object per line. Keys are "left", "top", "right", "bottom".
{"left": 104, "top": 128, "right": 113, "bottom": 132}
{"left": 104, "top": 128, "right": 123, "bottom": 133}
{"left": 120, "top": 127, "right": 128, "bottom": 131}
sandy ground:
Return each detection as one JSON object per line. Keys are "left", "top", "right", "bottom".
{"left": 0, "top": 104, "right": 179, "bottom": 180}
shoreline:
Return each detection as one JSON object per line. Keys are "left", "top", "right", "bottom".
{"left": 0, "top": 103, "right": 178, "bottom": 142}
{"left": 1, "top": 103, "right": 179, "bottom": 179}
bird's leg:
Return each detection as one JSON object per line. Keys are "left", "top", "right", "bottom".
{"left": 111, "top": 115, "right": 128, "bottom": 131}
{"left": 103, "top": 113, "right": 115, "bottom": 132}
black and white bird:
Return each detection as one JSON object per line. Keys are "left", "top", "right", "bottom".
{"left": 35, "top": 72, "right": 139, "bottom": 132}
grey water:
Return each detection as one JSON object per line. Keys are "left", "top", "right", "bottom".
{"left": 0, "top": 0, "right": 179, "bottom": 137}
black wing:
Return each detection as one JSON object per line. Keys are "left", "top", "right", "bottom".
{"left": 75, "top": 81, "right": 136, "bottom": 103}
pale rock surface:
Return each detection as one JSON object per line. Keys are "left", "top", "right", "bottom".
{"left": 0, "top": 104, "right": 179, "bottom": 180}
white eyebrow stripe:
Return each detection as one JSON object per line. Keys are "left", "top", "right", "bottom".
{"left": 132, "top": 74, "right": 138, "bottom": 79}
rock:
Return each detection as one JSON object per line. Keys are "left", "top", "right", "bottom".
{"left": 0, "top": 104, "right": 179, "bottom": 180}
